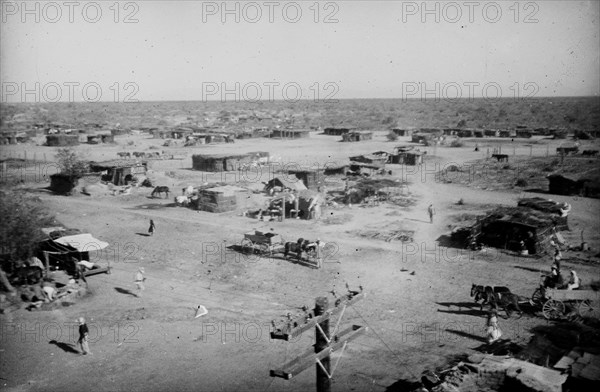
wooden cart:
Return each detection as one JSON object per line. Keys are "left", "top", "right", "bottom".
{"left": 241, "top": 230, "right": 285, "bottom": 256}
{"left": 541, "top": 288, "right": 600, "bottom": 320}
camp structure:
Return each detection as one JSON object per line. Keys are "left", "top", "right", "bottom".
{"left": 38, "top": 229, "right": 110, "bottom": 276}
{"left": 49, "top": 173, "right": 80, "bottom": 194}
{"left": 271, "top": 129, "right": 310, "bottom": 139}
{"left": 264, "top": 176, "right": 308, "bottom": 195}
{"left": 389, "top": 146, "right": 425, "bottom": 165}
{"left": 324, "top": 127, "right": 352, "bottom": 136}
{"left": 87, "top": 133, "right": 114, "bottom": 144}
{"left": 459, "top": 206, "right": 562, "bottom": 254}
{"left": 517, "top": 197, "right": 570, "bottom": 230}
{"left": 45, "top": 134, "right": 79, "bottom": 146}
{"left": 342, "top": 131, "right": 373, "bottom": 142}
{"left": 484, "top": 129, "right": 500, "bottom": 137}
{"left": 350, "top": 154, "right": 387, "bottom": 168}
{"left": 236, "top": 127, "right": 271, "bottom": 139}
{"left": 516, "top": 129, "right": 533, "bottom": 138}
{"left": 547, "top": 169, "right": 600, "bottom": 198}
{"left": 391, "top": 128, "right": 413, "bottom": 137}
{"left": 192, "top": 152, "right": 269, "bottom": 172}
{"left": 89, "top": 160, "right": 148, "bottom": 185}
{"left": 286, "top": 168, "right": 329, "bottom": 190}
{"left": 193, "top": 185, "right": 248, "bottom": 213}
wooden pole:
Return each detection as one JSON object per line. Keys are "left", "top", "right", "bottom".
{"left": 315, "top": 297, "right": 330, "bottom": 392}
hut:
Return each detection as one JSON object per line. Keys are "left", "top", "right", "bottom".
{"left": 87, "top": 133, "right": 114, "bottom": 144}
{"left": 457, "top": 129, "right": 474, "bottom": 138}
{"left": 342, "top": 131, "right": 373, "bottom": 142}
{"left": 192, "top": 153, "right": 258, "bottom": 172}
{"left": 287, "top": 168, "right": 324, "bottom": 190}
{"left": 473, "top": 130, "right": 484, "bottom": 138}
{"left": 350, "top": 154, "right": 387, "bottom": 168}
{"left": 46, "top": 134, "right": 79, "bottom": 146}
{"left": 194, "top": 185, "right": 248, "bottom": 213}
{"left": 517, "top": 197, "right": 570, "bottom": 230}
{"left": 443, "top": 129, "right": 460, "bottom": 136}
{"left": 516, "top": 129, "right": 533, "bottom": 138}
{"left": 89, "top": 160, "right": 147, "bottom": 185}
{"left": 390, "top": 149, "right": 424, "bottom": 165}
{"left": 264, "top": 177, "right": 308, "bottom": 194}
{"left": 271, "top": 129, "right": 310, "bottom": 139}
{"left": 469, "top": 206, "right": 560, "bottom": 254}
{"left": 484, "top": 129, "right": 499, "bottom": 137}
{"left": 547, "top": 169, "right": 600, "bottom": 198}
{"left": 324, "top": 127, "right": 352, "bottom": 136}
{"left": 37, "top": 231, "right": 109, "bottom": 276}
{"left": 499, "top": 130, "right": 511, "bottom": 138}
{"left": 391, "top": 128, "right": 413, "bottom": 137}
{"left": 236, "top": 128, "right": 271, "bottom": 139}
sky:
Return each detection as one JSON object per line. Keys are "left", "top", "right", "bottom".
{"left": 1, "top": 0, "right": 599, "bottom": 102}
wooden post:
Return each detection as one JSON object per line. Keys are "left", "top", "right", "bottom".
{"left": 42, "top": 251, "right": 50, "bottom": 277}
{"left": 281, "top": 196, "right": 285, "bottom": 221}
{"left": 315, "top": 297, "right": 330, "bottom": 392}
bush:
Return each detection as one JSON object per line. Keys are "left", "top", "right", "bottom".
{"left": 386, "top": 131, "right": 398, "bottom": 141}
{"left": 55, "top": 147, "right": 89, "bottom": 178}
{"left": 457, "top": 198, "right": 464, "bottom": 205}
{"left": 450, "top": 139, "right": 463, "bottom": 147}
{"left": 0, "top": 191, "right": 55, "bottom": 266}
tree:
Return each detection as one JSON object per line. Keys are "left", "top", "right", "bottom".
{"left": 0, "top": 191, "right": 55, "bottom": 272}
{"left": 55, "top": 147, "right": 89, "bottom": 178}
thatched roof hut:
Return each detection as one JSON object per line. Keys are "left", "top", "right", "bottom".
{"left": 342, "top": 131, "right": 373, "bottom": 142}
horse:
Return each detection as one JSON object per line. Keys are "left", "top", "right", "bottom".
{"left": 133, "top": 152, "right": 146, "bottom": 158}
{"left": 491, "top": 292, "right": 523, "bottom": 318}
{"left": 151, "top": 186, "right": 170, "bottom": 198}
{"left": 284, "top": 238, "right": 309, "bottom": 260}
{"left": 117, "top": 152, "right": 131, "bottom": 159}
{"left": 470, "top": 284, "right": 511, "bottom": 311}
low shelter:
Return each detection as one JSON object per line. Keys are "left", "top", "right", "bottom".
{"left": 324, "top": 127, "right": 352, "bottom": 136}
{"left": 342, "top": 131, "right": 373, "bottom": 142}
{"left": 271, "top": 129, "right": 310, "bottom": 139}
{"left": 89, "top": 160, "right": 148, "bottom": 185}
{"left": 193, "top": 185, "right": 248, "bottom": 213}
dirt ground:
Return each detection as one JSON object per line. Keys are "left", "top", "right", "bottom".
{"left": 1, "top": 132, "right": 600, "bottom": 392}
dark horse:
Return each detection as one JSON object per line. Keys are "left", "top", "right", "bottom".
{"left": 151, "top": 186, "right": 170, "bottom": 198}
{"left": 470, "top": 284, "right": 511, "bottom": 311}
{"left": 284, "top": 238, "right": 310, "bottom": 260}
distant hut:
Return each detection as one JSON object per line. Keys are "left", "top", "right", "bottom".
{"left": 342, "top": 131, "right": 373, "bottom": 142}
{"left": 324, "top": 127, "right": 352, "bottom": 136}
{"left": 484, "top": 129, "right": 499, "bottom": 137}
{"left": 391, "top": 128, "right": 413, "bottom": 137}
{"left": 49, "top": 173, "right": 79, "bottom": 194}
{"left": 89, "top": 160, "right": 148, "bottom": 185}
{"left": 287, "top": 168, "right": 324, "bottom": 190}
{"left": 193, "top": 185, "right": 248, "bottom": 213}
{"left": 264, "top": 177, "right": 308, "bottom": 194}
{"left": 46, "top": 134, "right": 79, "bottom": 146}
{"left": 271, "top": 129, "right": 310, "bottom": 139}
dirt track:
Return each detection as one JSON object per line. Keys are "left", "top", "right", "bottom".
{"left": 1, "top": 132, "right": 600, "bottom": 392}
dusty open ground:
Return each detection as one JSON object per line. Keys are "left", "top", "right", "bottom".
{"left": 1, "top": 128, "right": 600, "bottom": 392}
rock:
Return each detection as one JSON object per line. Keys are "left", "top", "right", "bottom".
{"left": 421, "top": 370, "right": 441, "bottom": 388}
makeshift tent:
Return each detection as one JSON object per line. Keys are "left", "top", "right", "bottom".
{"left": 38, "top": 232, "right": 109, "bottom": 275}
{"left": 264, "top": 177, "right": 307, "bottom": 194}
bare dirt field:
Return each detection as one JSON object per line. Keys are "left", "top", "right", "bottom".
{"left": 2, "top": 122, "right": 600, "bottom": 391}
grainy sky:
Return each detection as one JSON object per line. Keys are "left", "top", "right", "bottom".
{"left": 1, "top": 0, "right": 599, "bottom": 101}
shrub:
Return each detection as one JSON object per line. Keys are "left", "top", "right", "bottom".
{"left": 55, "top": 147, "right": 89, "bottom": 178}
{"left": 450, "top": 139, "right": 463, "bottom": 147}
{"left": 386, "top": 131, "right": 398, "bottom": 141}
{"left": 457, "top": 198, "right": 464, "bottom": 205}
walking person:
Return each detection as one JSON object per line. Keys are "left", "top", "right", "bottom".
{"left": 427, "top": 203, "right": 435, "bottom": 224}
{"left": 148, "top": 219, "right": 156, "bottom": 236}
{"left": 134, "top": 267, "right": 145, "bottom": 297}
{"left": 77, "top": 317, "right": 92, "bottom": 355}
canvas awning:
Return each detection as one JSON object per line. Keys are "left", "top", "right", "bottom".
{"left": 54, "top": 234, "right": 109, "bottom": 252}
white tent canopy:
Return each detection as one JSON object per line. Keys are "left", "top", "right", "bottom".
{"left": 54, "top": 234, "right": 109, "bottom": 252}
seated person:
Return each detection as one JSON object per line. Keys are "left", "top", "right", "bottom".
{"left": 567, "top": 270, "right": 581, "bottom": 290}
{"left": 544, "top": 266, "right": 564, "bottom": 289}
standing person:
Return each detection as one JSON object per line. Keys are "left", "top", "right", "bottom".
{"left": 148, "top": 219, "right": 156, "bottom": 236}
{"left": 134, "top": 267, "right": 145, "bottom": 297}
{"left": 486, "top": 310, "right": 502, "bottom": 344}
{"left": 77, "top": 317, "right": 91, "bottom": 355}
{"left": 427, "top": 204, "right": 435, "bottom": 224}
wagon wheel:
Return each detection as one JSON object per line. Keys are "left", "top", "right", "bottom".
{"left": 241, "top": 239, "right": 254, "bottom": 254}
{"left": 530, "top": 288, "right": 545, "bottom": 307}
{"left": 542, "top": 299, "right": 565, "bottom": 320}
{"left": 578, "top": 300, "right": 600, "bottom": 320}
